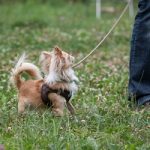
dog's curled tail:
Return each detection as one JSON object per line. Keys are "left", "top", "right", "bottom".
{"left": 10, "top": 53, "right": 42, "bottom": 89}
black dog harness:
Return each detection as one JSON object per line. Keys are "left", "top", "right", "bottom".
{"left": 41, "top": 83, "right": 72, "bottom": 107}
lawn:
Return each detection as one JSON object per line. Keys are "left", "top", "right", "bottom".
{"left": 0, "top": 0, "right": 149, "bottom": 150}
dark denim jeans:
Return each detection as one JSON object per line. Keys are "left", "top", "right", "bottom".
{"left": 128, "top": 0, "right": 150, "bottom": 105}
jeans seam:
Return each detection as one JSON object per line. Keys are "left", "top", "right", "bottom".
{"left": 131, "top": 17, "right": 141, "bottom": 65}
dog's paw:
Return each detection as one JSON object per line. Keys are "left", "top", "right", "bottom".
{"left": 52, "top": 108, "right": 64, "bottom": 117}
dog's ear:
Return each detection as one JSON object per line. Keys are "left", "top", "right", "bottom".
{"left": 39, "top": 51, "right": 51, "bottom": 66}
{"left": 41, "top": 51, "right": 51, "bottom": 59}
{"left": 54, "top": 46, "right": 62, "bottom": 56}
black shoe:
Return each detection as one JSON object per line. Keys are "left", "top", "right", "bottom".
{"left": 143, "top": 101, "right": 150, "bottom": 106}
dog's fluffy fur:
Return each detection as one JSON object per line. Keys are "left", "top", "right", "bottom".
{"left": 39, "top": 51, "right": 52, "bottom": 75}
{"left": 11, "top": 46, "right": 78, "bottom": 116}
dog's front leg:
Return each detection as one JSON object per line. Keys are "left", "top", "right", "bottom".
{"left": 48, "top": 94, "right": 65, "bottom": 117}
{"left": 66, "top": 101, "right": 75, "bottom": 115}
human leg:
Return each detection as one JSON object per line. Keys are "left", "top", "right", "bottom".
{"left": 129, "top": 0, "right": 150, "bottom": 105}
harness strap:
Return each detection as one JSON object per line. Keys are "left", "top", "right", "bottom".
{"left": 41, "top": 84, "right": 72, "bottom": 107}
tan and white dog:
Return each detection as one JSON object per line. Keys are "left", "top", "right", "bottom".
{"left": 11, "top": 46, "right": 78, "bottom": 116}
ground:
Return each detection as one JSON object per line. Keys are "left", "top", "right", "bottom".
{"left": 0, "top": 1, "right": 149, "bottom": 150}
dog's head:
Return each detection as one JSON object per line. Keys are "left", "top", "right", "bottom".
{"left": 39, "top": 46, "right": 74, "bottom": 74}
{"left": 44, "top": 46, "right": 78, "bottom": 84}
{"left": 52, "top": 46, "right": 75, "bottom": 70}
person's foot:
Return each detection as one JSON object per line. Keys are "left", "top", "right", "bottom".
{"left": 144, "top": 101, "right": 150, "bottom": 106}
{"left": 136, "top": 101, "right": 150, "bottom": 111}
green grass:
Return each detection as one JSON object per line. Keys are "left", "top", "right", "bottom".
{"left": 0, "top": 1, "right": 149, "bottom": 150}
